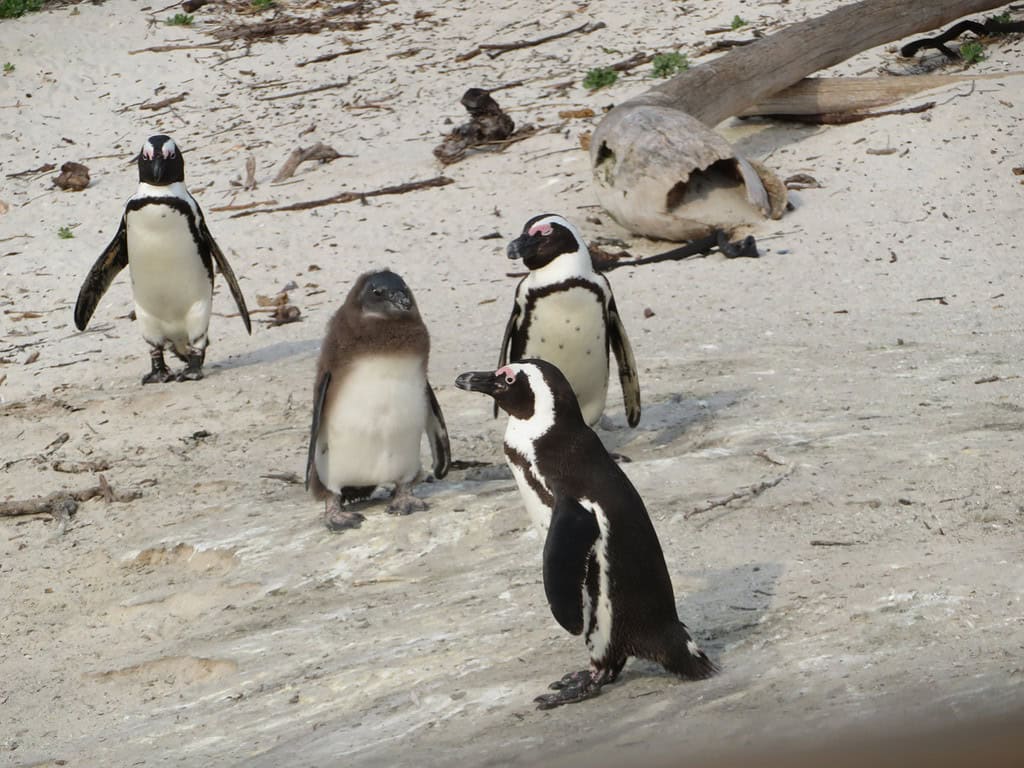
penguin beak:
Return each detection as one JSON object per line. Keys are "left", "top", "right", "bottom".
{"left": 506, "top": 234, "right": 534, "bottom": 261}
{"left": 149, "top": 155, "right": 165, "bottom": 184}
{"left": 455, "top": 370, "right": 503, "bottom": 397}
{"left": 388, "top": 288, "right": 412, "bottom": 312}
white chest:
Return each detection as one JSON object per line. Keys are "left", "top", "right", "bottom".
{"left": 316, "top": 354, "right": 429, "bottom": 489}
{"left": 126, "top": 204, "right": 211, "bottom": 312}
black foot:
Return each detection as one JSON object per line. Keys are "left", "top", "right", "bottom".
{"left": 176, "top": 366, "right": 204, "bottom": 382}
{"left": 324, "top": 496, "right": 365, "bottom": 532}
{"left": 386, "top": 485, "right": 427, "bottom": 516}
{"left": 609, "top": 452, "right": 632, "bottom": 463}
{"left": 535, "top": 669, "right": 602, "bottom": 710}
{"left": 142, "top": 366, "right": 174, "bottom": 384}
{"left": 176, "top": 349, "right": 205, "bottom": 382}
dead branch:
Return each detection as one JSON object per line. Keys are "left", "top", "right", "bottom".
{"left": 230, "top": 176, "right": 454, "bottom": 218}
{"left": 130, "top": 42, "right": 228, "bottom": 54}
{"left": 209, "top": 199, "right": 279, "bottom": 212}
{"left": 296, "top": 48, "right": 367, "bottom": 67}
{"left": 140, "top": 92, "right": 188, "bottom": 110}
{"left": 762, "top": 100, "right": 936, "bottom": 125}
{"left": 0, "top": 477, "right": 142, "bottom": 519}
{"left": 272, "top": 143, "right": 348, "bottom": 183}
{"left": 810, "top": 539, "right": 863, "bottom": 546}
{"left": 685, "top": 465, "right": 796, "bottom": 519}
{"left": 211, "top": 14, "right": 371, "bottom": 43}
{"left": 257, "top": 79, "right": 351, "bottom": 102}
{"left": 457, "top": 21, "right": 605, "bottom": 61}
{"left": 52, "top": 459, "right": 112, "bottom": 474}
{"left": 243, "top": 155, "right": 256, "bottom": 190}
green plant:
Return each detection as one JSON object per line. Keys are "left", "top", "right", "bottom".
{"left": 583, "top": 67, "right": 618, "bottom": 91}
{"left": 0, "top": 0, "right": 43, "bottom": 19}
{"left": 651, "top": 52, "right": 688, "bottom": 78}
{"left": 988, "top": 12, "right": 1012, "bottom": 25}
{"left": 58, "top": 226, "right": 74, "bottom": 240}
{"left": 731, "top": 14, "right": 747, "bottom": 30}
{"left": 165, "top": 13, "right": 194, "bottom": 26}
{"left": 960, "top": 41, "right": 985, "bottom": 65}
{"left": 3, "top": 62, "right": 14, "bottom": 74}
{"left": 252, "top": 0, "right": 274, "bottom": 8}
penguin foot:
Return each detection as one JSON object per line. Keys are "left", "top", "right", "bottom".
{"left": 608, "top": 452, "right": 632, "bottom": 463}
{"left": 141, "top": 366, "right": 174, "bottom": 385}
{"left": 324, "top": 497, "right": 366, "bottom": 532}
{"left": 534, "top": 670, "right": 602, "bottom": 710}
{"left": 176, "top": 366, "right": 205, "bottom": 382}
{"left": 385, "top": 492, "right": 427, "bottom": 516}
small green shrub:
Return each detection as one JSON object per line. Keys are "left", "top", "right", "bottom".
{"left": 58, "top": 226, "right": 74, "bottom": 240}
{"left": 583, "top": 67, "right": 618, "bottom": 91}
{"left": 252, "top": 0, "right": 274, "bottom": 8}
{"left": 960, "top": 41, "right": 985, "bottom": 65}
{"left": 165, "top": 13, "right": 194, "bottom": 26}
{"left": 0, "top": 0, "right": 43, "bottom": 20}
{"left": 3, "top": 62, "right": 14, "bottom": 74}
{"left": 731, "top": 15, "right": 747, "bottom": 30}
{"left": 651, "top": 52, "right": 688, "bottom": 78}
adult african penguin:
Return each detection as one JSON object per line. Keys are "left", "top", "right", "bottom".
{"left": 73, "top": 134, "right": 251, "bottom": 383}
{"left": 455, "top": 360, "right": 716, "bottom": 708}
{"left": 306, "top": 269, "right": 451, "bottom": 532}
{"left": 498, "top": 214, "right": 640, "bottom": 428}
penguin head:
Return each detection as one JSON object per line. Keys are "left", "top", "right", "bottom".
{"left": 138, "top": 135, "right": 185, "bottom": 186}
{"left": 456, "top": 360, "right": 584, "bottom": 424}
{"left": 352, "top": 269, "right": 419, "bottom": 319}
{"left": 507, "top": 214, "right": 591, "bottom": 272}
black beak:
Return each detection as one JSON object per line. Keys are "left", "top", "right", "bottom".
{"left": 455, "top": 370, "right": 502, "bottom": 397}
{"left": 149, "top": 155, "right": 165, "bottom": 184}
{"left": 388, "top": 288, "right": 412, "bottom": 311}
{"left": 506, "top": 234, "right": 532, "bottom": 261}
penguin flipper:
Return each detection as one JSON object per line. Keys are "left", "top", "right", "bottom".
{"left": 543, "top": 495, "right": 600, "bottom": 636}
{"left": 425, "top": 381, "right": 451, "bottom": 479}
{"left": 608, "top": 296, "right": 641, "bottom": 427}
{"left": 73, "top": 217, "right": 128, "bottom": 331}
{"left": 200, "top": 214, "right": 252, "bottom": 335}
{"left": 306, "top": 370, "right": 331, "bottom": 492}
{"left": 494, "top": 301, "right": 520, "bottom": 419}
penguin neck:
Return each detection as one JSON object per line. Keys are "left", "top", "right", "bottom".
{"left": 526, "top": 247, "right": 594, "bottom": 286}
{"left": 503, "top": 380, "right": 557, "bottom": 462}
{"left": 134, "top": 180, "right": 193, "bottom": 203}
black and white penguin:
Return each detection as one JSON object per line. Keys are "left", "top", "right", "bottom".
{"left": 455, "top": 360, "right": 716, "bottom": 708}
{"left": 497, "top": 213, "right": 640, "bottom": 428}
{"left": 306, "top": 269, "right": 451, "bottom": 531}
{"left": 73, "top": 134, "right": 251, "bottom": 383}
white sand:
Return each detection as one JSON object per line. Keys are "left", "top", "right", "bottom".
{"left": 1, "top": 1, "right": 1023, "bottom": 765}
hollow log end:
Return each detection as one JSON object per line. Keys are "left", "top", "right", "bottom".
{"left": 590, "top": 104, "right": 787, "bottom": 240}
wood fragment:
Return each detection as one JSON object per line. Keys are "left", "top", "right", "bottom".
{"left": 457, "top": 21, "right": 606, "bottom": 62}
{"left": 261, "top": 472, "right": 302, "bottom": 484}
{"left": 0, "top": 480, "right": 142, "bottom": 519}
{"left": 296, "top": 49, "right": 368, "bottom": 67}
{"left": 52, "top": 459, "right": 112, "bottom": 474}
{"left": 257, "top": 79, "right": 351, "bottom": 102}
{"left": 209, "top": 199, "right": 279, "bottom": 213}
{"left": 763, "top": 101, "right": 935, "bottom": 125}
{"left": 230, "top": 176, "right": 454, "bottom": 218}
{"left": 685, "top": 466, "right": 796, "bottom": 519}
{"left": 243, "top": 155, "right": 256, "bottom": 190}
{"left": 272, "top": 143, "right": 347, "bottom": 183}
{"left": 140, "top": 92, "right": 188, "bottom": 111}
{"left": 7, "top": 163, "right": 56, "bottom": 179}
{"left": 130, "top": 42, "right": 228, "bottom": 55}
{"left": 809, "top": 539, "right": 862, "bottom": 546}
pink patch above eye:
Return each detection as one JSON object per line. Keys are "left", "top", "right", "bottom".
{"left": 528, "top": 222, "right": 553, "bottom": 237}
{"left": 495, "top": 365, "right": 516, "bottom": 382}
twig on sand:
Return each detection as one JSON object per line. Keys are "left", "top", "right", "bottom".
{"left": 810, "top": 539, "right": 862, "bottom": 546}
{"left": 271, "top": 143, "right": 350, "bottom": 183}
{"left": 130, "top": 42, "right": 229, "bottom": 55}
{"left": 457, "top": 21, "right": 606, "bottom": 61}
{"left": 209, "top": 199, "right": 279, "bottom": 213}
{"left": 140, "top": 92, "right": 189, "bottom": 111}
{"left": 230, "top": 176, "right": 454, "bottom": 218}
{"left": 256, "top": 79, "right": 352, "bottom": 102}
{"left": 296, "top": 48, "right": 368, "bottom": 67}
{"left": 0, "top": 475, "right": 142, "bottom": 520}
{"left": 685, "top": 465, "right": 796, "bottom": 519}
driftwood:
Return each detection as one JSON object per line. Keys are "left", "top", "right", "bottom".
{"left": 230, "top": 176, "right": 454, "bottom": 218}
{"left": 0, "top": 476, "right": 141, "bottom": 520}
{"left": 591, "top": 0, "right": 1014, "bottom": 241}
{"left": 271, "top": 143, "right": 347, "bottom": 182}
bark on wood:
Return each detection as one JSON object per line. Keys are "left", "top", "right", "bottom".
{"left": 591, "top": 0, "right": 1012, "bottom": 241}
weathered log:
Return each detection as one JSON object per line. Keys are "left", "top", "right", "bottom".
{"left": 591, "top": 0, "right": 1012, "bottom": 240}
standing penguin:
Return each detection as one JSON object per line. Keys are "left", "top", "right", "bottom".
{"left": 306, "top": 269, "right": 451, "bottom": 532}
{"left": 456, "top": 360, "right": 716, "bottom": 708}
{"left": 497, "top": 214, "right": 640, "bottom": 428}
{"left": 73, "top": 134, "right": 251, "bottom": 383}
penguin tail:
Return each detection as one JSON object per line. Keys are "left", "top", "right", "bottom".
{"left": 656, "top": 622, "right": 719, "bottom": 680}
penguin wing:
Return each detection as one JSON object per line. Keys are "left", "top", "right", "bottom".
{"left": 198, "top": 212, "right": 252, "bottom": 335}
{"left": 73, "top": 216, "right": 129, "bottom": 331}
{"left": 425, "top": 381, "right": 451, "bottom": 479}
{"left": 494, "top": 300, "right": 521, "bottom": 418}
{"left": 305, "top": 370, "right": 332, "bottom": 491}
{"left": 543, "top": 495, "right": 601, "bottom": 636}
{"left": 608, "top": 296, "right": 641, "bottom": 427}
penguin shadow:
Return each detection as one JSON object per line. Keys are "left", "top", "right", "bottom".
{"left": 208, "top": 338, "right": 321, "bottom": 372}
{"left": 624, "top": 560, "right": 783, "bottom": 685}
{"left": 597, "top": 389, "right": 748, "bottom": 456}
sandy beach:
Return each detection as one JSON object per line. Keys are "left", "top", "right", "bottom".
{"left": 1, "top": 1, "right": 1023, "bottom": 765}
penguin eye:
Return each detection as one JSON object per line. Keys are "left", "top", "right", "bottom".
{"left": 504, "top": 375, "right": 515, "bottom": 385}
{"left": 372, "top": 288, "right": 384, "bottom": 297}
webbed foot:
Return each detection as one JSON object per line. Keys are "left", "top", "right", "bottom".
{"left": 324, "top": 495, "right": 366, "bottom": 532}
{"left": 142, "top": 348, "right": 174, "bottom": 384}
{"left": 534, "top": 669, "right": 602, "bottom": 710}
{"left": 385, "top": 483, "right": 427, "bottom": 516}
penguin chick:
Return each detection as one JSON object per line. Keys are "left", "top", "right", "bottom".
{"left": 306, "top": 269, "right": 451, "bottom": 532}
{"left": 456, "top": 359, "right": 716, "bottom": 708}
{"left": 498, "top": 213, "right": 640, "bottom": 428}
{"left": 74, "top": 134, "right": 251, "bottom": 383}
